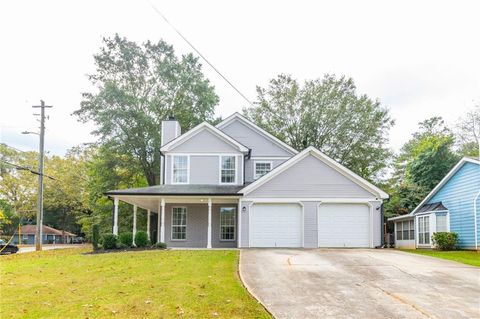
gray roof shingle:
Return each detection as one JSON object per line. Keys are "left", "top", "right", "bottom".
{"left": 105, "top": 184, "right": 245, "bottom": 196}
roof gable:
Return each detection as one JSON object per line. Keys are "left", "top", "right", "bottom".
{"left": 216, "top": 113, "right": 297, "bottom": 155}
{"left": 412, "top": 157, "right": 480, "bottom": 214}
{"left": 240, "top": 146, "right": 389, "bottom": 199}
{"left": 160, "top": 122, "right": 249, "bottom": 153}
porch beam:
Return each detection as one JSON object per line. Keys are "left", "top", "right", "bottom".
{"left": 147, "top": 209, "right": 151, "bottom": 241}
{"left": 132, "top": 204, "right": 137, "bottom": 246}
{"left": 113, "top": 197, "right": 119, "bottom": 235}
{"left": 207, "top": 198, "right": 212, "bottom": 248}
{"left": 160, "top": 198, "right": 165, "bottom": 243}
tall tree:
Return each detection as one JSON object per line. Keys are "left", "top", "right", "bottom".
{"left": 244, "top": 74, "right": 394, "bottom": 181}
{"left": 455, "top": 104, "right": 480, "bottom": 157}
{"left": 74, "top": 35, "right": 219, "bottom": 185}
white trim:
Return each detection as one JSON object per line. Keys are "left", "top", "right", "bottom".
{"left": 411, "top": 157, "right": 480, "bottom": 214}
{"left": 216, "top": 113, "right": 298, "bottom": 155}
{"left": 132, "top": 204, "right": 137, "bottom": 246}
{"left": 248, "top": 201, "right": 304, "bottom": 248}
{"left": 250, "top": 156, "right": 291, "bottom": 160}
{"left": 219, "top": 155, "right": 238, "bottom": 185}
{"left": 160, "top": 198, "right": 165, "bottom": 243}
{"left": 161, "top": 122, "right": 249, "bottom": 153}
{"left": 146, "top": 209, "right": 151, "bottom": 240}
{"left": 240, "top": 155, "right": 244, "bottom": 185}
{"left": 207, "top": 198, "right": 212, "bottom": 248}
{"left": 239, "top": 146, "right": 389, "bottom": 199}
{"left": 168, "top": 152, "right": 243, "bottom": 156}
{"left": 219, "top": 206, "right": 236, "bottom": 242}
{"left": 171, "top": 155, "right": 190, "bottom": 184}
{"left": 171, "top": 206, "right": 187, "bottom": 241}
{"left": 113, "top": 197, "right": 119, "bottom": 235}
{"left": 253, "top": 161, "right": 273, "bottom": 180}
{"left": 237, "top": 200, "right": 242, "bottom": 248}
{"left": 473, "top": 189, "right": 479, "bottom": 250}
{"left": 241, "top": 197, "right": 377, "bottom": 203}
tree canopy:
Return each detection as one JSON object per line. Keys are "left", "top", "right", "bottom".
{"left": 74, "top": 35, "right": 219, "bottom": 185}
{"left": 244, "top": 74, "right": 394, "bottom": 181}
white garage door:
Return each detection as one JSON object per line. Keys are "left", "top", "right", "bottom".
{"left": 250, "top": 203, "right": 302, "bottom": 247}
{"left": 318, "top": 204, "right": 370, "bottom": 248}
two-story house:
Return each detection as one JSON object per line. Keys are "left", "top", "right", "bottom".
{"left": 106, "top": 113, "right": 389, "bottom": 248}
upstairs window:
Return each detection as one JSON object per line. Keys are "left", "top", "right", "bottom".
{"left": 173, "top": 155, "right": 188, "bottom": 184}
{"left": 220, "top": 156, "right": 236, "bottom": 184}
{"left": 254, "top": 161, "right": 272, "bottom": 179}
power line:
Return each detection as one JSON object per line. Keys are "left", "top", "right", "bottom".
{"left": 0, "top": 159, "right": 56, "bottom": 180}
{"left": 147, "top": 1, "right": 255, "bottom": 108}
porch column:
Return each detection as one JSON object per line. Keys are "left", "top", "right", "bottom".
{"left": 113, "top": 197, "right": 119, "bottom": 235}
{"left": 146, "top": 209, "right": 151, "bottom": 241}
{"left": 160, "top": 198, "right": 165, "bottom": 243}
{"left": 132, "top": 204, "right": 137, "bottom": 246}
{"left": 207, "top": 198, "right": 212, "bottom": 248}
{"left": 157, "top": 201, "right": 161, "bottom": 243}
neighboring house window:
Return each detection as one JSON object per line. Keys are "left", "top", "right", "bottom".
{"left": 220, "top": 156, "right": 236, "bottom": 183}
{"left": 436, "top": 214, "right": 447, "bottom": 232}
{"left": 396, "top": 222, "right": 403, "bottom": 240}
{"left": 418, "top": 216, "right": 430, "bottom": 245}
{"left": 409, "top": 220, "right": 414, "bottom": 239}
{"left": 173, "top": 155, "right": 188, "bottom": 184}
{"left": 172, "top": 207, "right": 187, "bottom": 240}
{"left": 254, "top": 161, "right": 272, "bottom": 179}
{"left": 220, "top": 207, "right": 235, "bottom": 241}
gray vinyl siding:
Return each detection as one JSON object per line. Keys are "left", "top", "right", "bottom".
{"left": 303, "top": 201, "right": 319, "bottom": 248}
{"left": 239, "top": 200, "right": 251, "bottom": 248}
{"left": 245, "top": 158, "right": 288, "bottom": 183}
{"left": 371, "top": 200, "right": 382, "bottom": 247}
{"left": 165, "top": 154, "right": 243, "bottom": 185}
{"left": 169, "top": 129, "right": 239, "bottom": 153}
{"left": 161, "top": 120, "right": 181, "bottom": 146}
{"left": 190, "top": 155, "right": 219, "bottom": 184}
{"left": 163, "top": 203, "right": 237, "bottom": 248}
{"left": 219, "top": 120, "right": 294, "bottom": 157}
{"left": 247, "top": 156, "right": 375, "bottom": 198}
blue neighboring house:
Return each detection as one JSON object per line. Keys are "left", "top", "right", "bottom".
{"left": 389, "top": 157, "right": 480, "bottom": 250}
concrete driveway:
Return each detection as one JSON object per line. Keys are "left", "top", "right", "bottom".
{"left": 240, "top": 249, "right": 480, "bottom": 319}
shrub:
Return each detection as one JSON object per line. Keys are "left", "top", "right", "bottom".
{"left": 119, "top": 232, "right": 133, "bottom": 247}
{"left": 92, "top": 224, "right": 100, "bottom": 251}
{"left": 101, "top": 233, "right": 118, "bottom": 250}
{"left": 135, "top": 231, "right": 150, "bottom": 247}
{"left": 432, "top": 232, "right": 458, "bottom": 250}
{"left": 117, "top": 242, "right": 128, "bottom": 249}
{"left": 153, "top": 242, "right": 167, "bottom": 249}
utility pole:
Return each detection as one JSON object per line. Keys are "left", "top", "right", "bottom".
{"left": 32, "top": 100, "right": 52, "bottom": 251}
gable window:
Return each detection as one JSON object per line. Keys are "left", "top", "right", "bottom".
{"left": 418, "top": 216, "right": 430, "bottom": 245}
{"left": 220, "top": 156, "right": 236, "bottom": 184}
{"left": 220, "top": 207, "right": 235, "bottom": 241}
{"left": 173, "top": 155, "right": 188, "bottom": 184}
{"left": 436, "top": 214, "right": 447, "bottom": 232}
{"left": 254, "top": 161, "right": 272, "bottom": 179}
{"left": 171, "top": 207, "right": 187, "bottom": 240}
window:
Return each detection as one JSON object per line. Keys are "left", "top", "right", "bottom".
{"left": 254, "top": 161, "right": 272, "bottom": 179}
{"left": 436, "top": 214, "right": 447, "bottom": 232}
{"left": 418, "top": 216, "right": 430, "bottom": 245}
{"left": 220, "top": 207, "right": 236, "bottom": 241}
{"left": 396, "top": 220, "right": 415, "bottom": 240}
{"left": 172, "top": 207, "right": 187, "bottom": 240}
{"left": 396, "top": 222, "right": 403, "bottom": 240}
{"left": 402, "top": 221, "right": 409, "bottom": 240}
{"left": 220, "top": 156, "right": 236, "bottom": 183}
{"left": 409, "top": 220, "right": 415, "bottom": 240}
{"left": 173, "top": 155, "right": 188, "bottom": 184}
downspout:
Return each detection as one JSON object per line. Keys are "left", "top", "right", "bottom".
{"left": 474, "top": 189, "right": 480, "bottom": 250}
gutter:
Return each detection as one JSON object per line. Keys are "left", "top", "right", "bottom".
{"left": 474, "top": 189, "right": 480, "bottom": 250}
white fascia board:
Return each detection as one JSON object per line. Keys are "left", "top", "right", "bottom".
{"left": 160, "top": 122, "right": 249, "bottom": 153}
{"left": 411, "top": 158, "right": 478, "bottom": 214}
{"left": 216, "top": 112, "right": 298, "bottom": 155}
{"left": 388, "top": 214, "right": 414, "bottom": 221}
{"left": 239, "top": 146, "right": 389, "bottom": 199}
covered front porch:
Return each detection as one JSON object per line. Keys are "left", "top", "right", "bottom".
{"left": 105, "top": 185, "right": 242, "bottom": 248}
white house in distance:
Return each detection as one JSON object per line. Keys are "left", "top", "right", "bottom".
{"left": 105, "top": 113, "right": 389, "bottom": 248}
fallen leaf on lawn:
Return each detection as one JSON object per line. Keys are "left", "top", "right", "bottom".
{"left": 145, "top": 300, "right": 152, "bottom": 304}
{"left": 212, "top": 312, "right": 219, "bottom": 316}
{"left": 111, "top": 310, "right": 118, "bottom": 314}
{"left": 198, "top": 293, "right": 206, "bottom": 297}
{"left": 226, "top": 299, "right": 231, "bottom": 303}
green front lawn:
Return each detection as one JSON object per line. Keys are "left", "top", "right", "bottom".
{"left": 401, "top": 249, "right": 480, "bottom": 267}
{"left": 0, "top": 248, "right": 270, "bottom": 318}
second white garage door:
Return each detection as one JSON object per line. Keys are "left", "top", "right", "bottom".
{"left": 250, "top": 203, "right": 303, "bottom": 247}
{"left": 318, "top": 203, "right": 370, "bottom": 248}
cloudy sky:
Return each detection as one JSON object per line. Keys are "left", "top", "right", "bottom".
{"left": 1, "top": 0, "right": 479, "bottom": 156}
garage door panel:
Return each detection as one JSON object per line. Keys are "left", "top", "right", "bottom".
{"left": 318, "top": 204, "right": 370, "bottom": 248}
{"left": 250, "top": 203, "right": 302, "bottom": 247}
